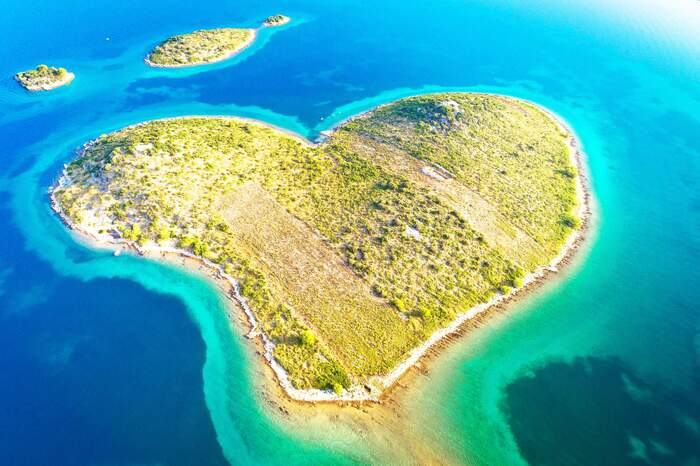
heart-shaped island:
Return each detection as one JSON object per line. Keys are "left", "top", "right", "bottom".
{"left": 51, "top": 93, "right": 586, "bottom": 401}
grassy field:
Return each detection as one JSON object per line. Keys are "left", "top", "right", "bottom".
{"left": 54, "top": 93, "right": 581, "bottom": 392}
{"left": 146, "top": 28, "right": 255, "bottom": 66}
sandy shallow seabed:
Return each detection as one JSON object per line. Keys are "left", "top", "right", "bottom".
{"left": 49, "top": 94, "right": 593, "bottom": 408}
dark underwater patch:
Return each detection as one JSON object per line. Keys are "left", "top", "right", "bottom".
{"left": 503, "top": 356, "right": 700, "bottom": 466}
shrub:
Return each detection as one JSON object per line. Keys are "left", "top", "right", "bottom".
{"left": 498, "top": 285, "right": 512, "bottom": 295}
{"left": 178, "top": 236, "right": 195, "bottom": 249}
{"left": 157, "top": 226, "right": 171, "bottom": 242}
{"left": 300, "top": 329, "right": 316, "bottom": 347}
{"left": 391, "top": 299, "right": 406, "bottom": 313}
{"left": 561, "top": 213, "right": 580, "bottom": 229}
{"left": 331, "top": 381, "right": 343, "bottom": 395}
{"left": 557, "top": 168, "right": 576, "bottom": 178}
{"left": 122, "top": 223, "right": 141, "bottom": 241}
{"left": 111, "top": 204, "right": 126, "bottom": 220}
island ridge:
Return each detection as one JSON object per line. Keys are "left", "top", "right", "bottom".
{"left": 51, "top": 93, "right": 583, "bottom": 399}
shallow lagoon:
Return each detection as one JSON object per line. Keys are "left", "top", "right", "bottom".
{"left": 1, "top": 0, "right": 699, "bottom": 464}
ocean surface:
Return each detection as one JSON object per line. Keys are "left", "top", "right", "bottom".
{"left": 1, "top": 0, "right": 699, "bottom": 464}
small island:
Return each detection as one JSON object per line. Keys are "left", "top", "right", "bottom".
{"left": 263, "top": 15, "right": 291, "bottom": 27}
{"left": 15, "top": 64, "right": 74, "bottom": 91}
{"left": 145, "top": 28, "right": 256, "bottom": 67}
{"left": 145, "top": 15, "right": 291, "bottom": 68}
{"left": 51, "top": 93, "right": 585, "bottom": 401}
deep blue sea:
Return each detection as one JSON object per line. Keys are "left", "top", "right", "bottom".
{"left": 1, "top": 0, "right": 699, "bottom": 465}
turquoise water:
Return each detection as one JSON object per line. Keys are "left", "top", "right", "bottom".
{"left": 1, "top": 0, "right": 699, "bottom": 464}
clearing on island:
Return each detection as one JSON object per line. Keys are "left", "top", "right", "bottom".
{"left": 53, "top": 93, "right": 581, "bottom": 395}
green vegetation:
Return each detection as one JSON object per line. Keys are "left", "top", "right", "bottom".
{"left": 301, "top": 329, "right": 317, "bottom": 347}
{"left": 146, "top": 28, "right": 255, "bottom": 67}
{"left": 263, "top": 15, "right": 290, "bottom": 27}
{"left": 53, "top": 93, "right": 580, "bottom": 391}
{"left": 15, "top": 64, "right": 73, "bottom": 91}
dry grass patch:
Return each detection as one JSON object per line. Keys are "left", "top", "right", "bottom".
{"left": 219, "top": 183, "right": 416, "bottom": 377}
